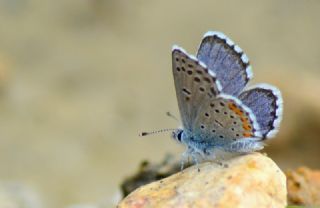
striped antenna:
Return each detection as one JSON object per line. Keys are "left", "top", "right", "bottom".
{"left": 139, "top": 128, "right": 176, "bottom": 137}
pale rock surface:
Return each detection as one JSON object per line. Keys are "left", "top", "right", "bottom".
{"left": 118, "top": 153, "right": 287, "bottom": 208}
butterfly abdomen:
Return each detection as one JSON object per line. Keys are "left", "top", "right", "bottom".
{"left": 183, "top": 131, "right": 230, "bottom": 152}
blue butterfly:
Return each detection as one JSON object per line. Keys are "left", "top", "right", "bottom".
{"left": 170, "top": 31, "right": 283, "bottom": 165}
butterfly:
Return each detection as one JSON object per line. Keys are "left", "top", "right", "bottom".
{"left": 170, "top": 31, "right": 283, "bottom": 165}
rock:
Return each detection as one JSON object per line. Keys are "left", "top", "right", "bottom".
{"left": 121, "top": 155, "right": 190, "bottom": 197}
{"left": 118, "top": 153, "right": 287, "bottom": 208}
{"left": 286, "top": 167, "right": 320, "bottom": 206}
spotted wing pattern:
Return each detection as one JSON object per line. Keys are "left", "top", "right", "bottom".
{"left": 193, "top": 93, "right": 261, "bottom": 143}
{"left": 197, "top": 31, "right": 252, "bottom": 96}
{"left": 172, "top": 46, "right": 222, "bottom": 131}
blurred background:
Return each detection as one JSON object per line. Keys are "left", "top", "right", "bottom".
{"left": 0, "top": 0, "right": 319, "bottom": 207}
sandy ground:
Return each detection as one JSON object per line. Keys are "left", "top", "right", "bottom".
{"left": 0, "top": 0, "right": 319, "bottom": 207}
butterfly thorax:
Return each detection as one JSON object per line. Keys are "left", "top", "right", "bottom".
{"left": 172, "top": 128, "right": 226, "bottom": 152}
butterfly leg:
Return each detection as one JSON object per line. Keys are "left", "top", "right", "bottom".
{"left": 188, "top": 150, "right": 203, "bottom": 172}
{"left": 180, "top": 147, "right": 193, "bottom": 171}
{"left": 202, "top": 148, "right": 215, "bottom": 159}
{"left": 191, "top": 154, "right": 200, "bottom": 172}
{"left": 181, "top": 146, "right": 205, "bottom": 172}
{"left": 180, "top": 151, "right": 188, "bottom": 171}
{"left": 202, "top": 148, "right": 226, "bottom": 167}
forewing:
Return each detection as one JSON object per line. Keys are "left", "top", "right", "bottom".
{"left": 193, "top": 94, "right": 262, "bottom": 143}
{"left": 239, "top": 84, "right": 283, "bottom": 139}
{"left": 197, "top": 31, "right": 252, "bottom": 96}
{"left": 172, "top": 46, "right": 222, "bottom": 130}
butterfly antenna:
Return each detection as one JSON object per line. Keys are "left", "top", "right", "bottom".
{"left": 166, "top": 112, "right": 179, "bottom": 122}
{"left": 139, "top": 128, "right": 176, "bottom": 137}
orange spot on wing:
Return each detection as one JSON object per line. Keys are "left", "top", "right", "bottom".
{"left": 228, "top": 102, "right": 237, "bottom": 110}
{"left": 240, "top": 117, "right": 248, "bottom": 122}
{"left": 243, "top": 123, "right": 252, "bottom": 130}
{"left": 228, "top": 102, "right": 243, "bottom": 116}
{"left": 242, "top": 116, "right": 254, "bottom": 137}
{"left": 237, "top": 109, "right": 243, "bottom": 116}
{"left": 228, "top": 101, "right": 254, "bottom": 136}
{"left": 243, "top": 132, "right": 252, "bottom": 137}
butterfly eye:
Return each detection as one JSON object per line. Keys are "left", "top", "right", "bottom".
{"left": 177, "top": 131, "right": 183, "bottom": 142}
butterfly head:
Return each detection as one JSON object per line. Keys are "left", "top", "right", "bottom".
{"left": 171, "top": 128, "right": 184, "bottom": 143}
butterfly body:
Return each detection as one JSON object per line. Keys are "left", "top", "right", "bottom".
{"left": 174, "top": 128, "right": 263, "bottom": 156}
{"left": 171, "top": 31, "right": 283, "bottom": 163}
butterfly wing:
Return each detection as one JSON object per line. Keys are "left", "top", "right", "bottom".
{"left": 239, "top": 84, "right": 283, "bottom": 139}
{"left": 192, "top": 93, "right": 262, "bottom": 145}
{"left": 172, "top": 46, "right": 222, "bottom": 131}
{"left": 197, "top": 31, "right": 252, "bottom": 96}
{"left": 171, "top": 32, "right": 282, "bottom": 153}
